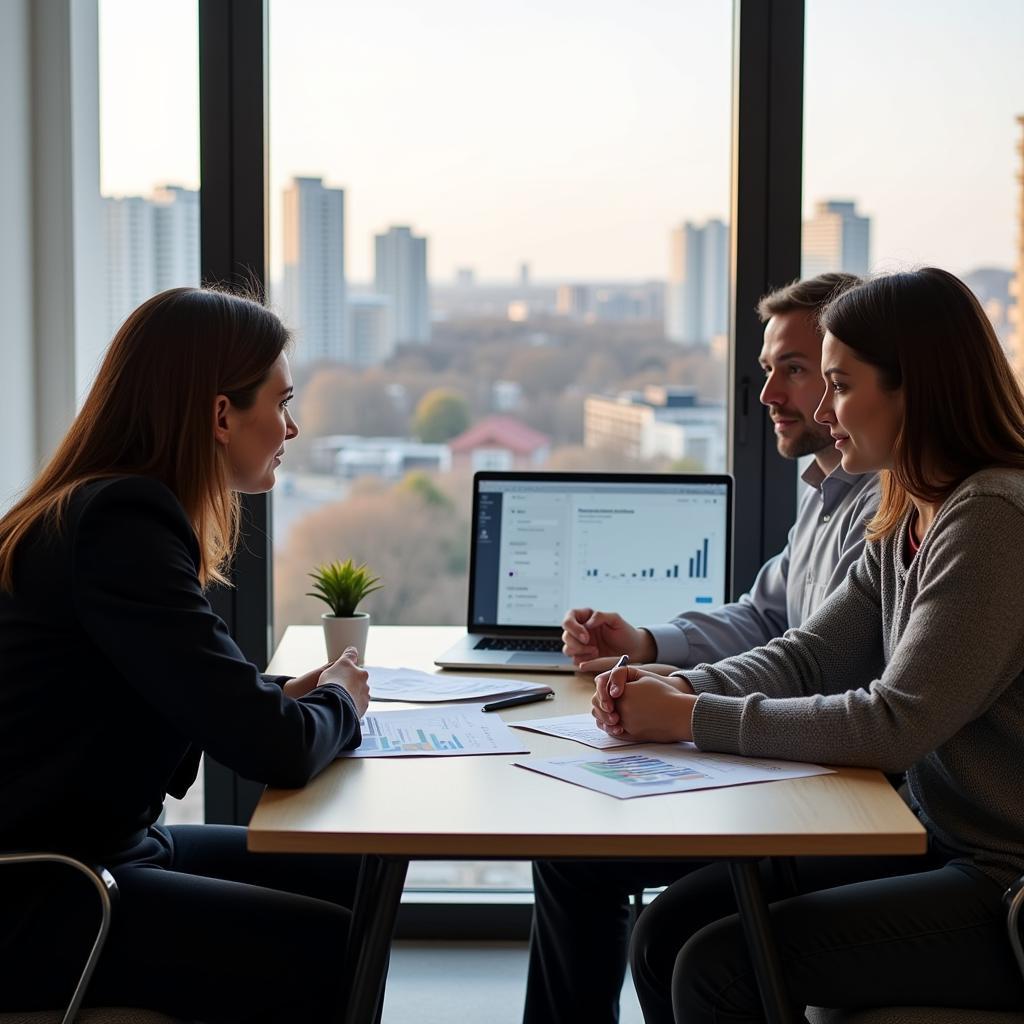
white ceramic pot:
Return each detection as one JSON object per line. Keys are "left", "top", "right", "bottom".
{"left": 321, "top": 612, "right": 371, "bottom": 664}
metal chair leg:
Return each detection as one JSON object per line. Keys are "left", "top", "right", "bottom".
{"left": 1005, "top": 874, "right": 1024, "bottom": 982}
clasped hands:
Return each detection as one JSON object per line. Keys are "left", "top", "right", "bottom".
{"left": 282, "top": 647, "right": 370, "bottom": 716}
{"left": 562, "top": 606, "right": 697, "bottom": 743}
{"left": 589, "top": 658, "right": 697, "bottom": 743}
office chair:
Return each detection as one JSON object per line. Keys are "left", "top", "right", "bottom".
{"left": 806, "top": 871, "right": 1024, "bottom": 1024}
{"left": 0, "top": 852, "right": 184, "bottom": 1024}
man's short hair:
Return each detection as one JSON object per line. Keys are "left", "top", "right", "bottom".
{"left": 756, "top": 272, "right": 863, "bottom": 328}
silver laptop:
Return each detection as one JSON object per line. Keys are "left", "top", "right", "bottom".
{"left": 436, "top": 471, "right": 733, "bottom": 671}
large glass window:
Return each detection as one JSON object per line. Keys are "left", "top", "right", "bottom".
{"left": 268, "top": 0, "right": 733, "bottom": 889}
{"left": 802, "top": 0, "right": 1024, "bottom": 362}
{"left": 98, "top": 0, "right": 202, "bottom": 824}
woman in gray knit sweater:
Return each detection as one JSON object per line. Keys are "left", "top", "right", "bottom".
{"left": 592, "top": 268, "right": 1024, "bottom": 1022}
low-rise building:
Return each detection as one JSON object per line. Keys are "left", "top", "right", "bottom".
{"left": 311, "top": 435, "right": 451, "bottom": 480}
{"left": 584, "top": 385, "right": 726, "bottom": 471}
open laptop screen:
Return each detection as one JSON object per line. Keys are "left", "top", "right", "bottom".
{"left": 468, "top": 473, "right": 732, "bottom": 632}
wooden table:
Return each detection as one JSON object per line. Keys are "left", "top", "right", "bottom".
{"left": 249, "top": 626, "right": 926, "bottom": 1024}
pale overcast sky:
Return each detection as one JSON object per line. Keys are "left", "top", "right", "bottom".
{"left": 99, "top": 0, "right": 1023, "bottom": 281}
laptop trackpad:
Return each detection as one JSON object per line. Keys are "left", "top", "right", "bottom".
{"left": 506, "top": 652, "right": 570, "bottom": 666}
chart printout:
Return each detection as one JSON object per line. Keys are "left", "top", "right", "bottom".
{"left": 341, "top": 706, "right": 530, "bottom": 758}
{"left": 471, "top": 480, "right": 728, "bottom": 628}
{"left": 511, "top": 712, "right": 638, "bottom": 749}
{"left": 515, "top": 743, "right": 833, "bottom": 798}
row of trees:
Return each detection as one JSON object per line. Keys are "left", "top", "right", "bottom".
{"left": 285, "top": 315, "right": 725, "bottom": 469}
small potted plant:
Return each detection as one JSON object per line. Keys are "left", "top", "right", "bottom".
{"left": 307, "top": 559, "right": 383, "bottom": 664}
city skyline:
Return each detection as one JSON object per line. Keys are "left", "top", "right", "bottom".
{"left": 98, "top": 0, "right": 1024, "bottom": 280}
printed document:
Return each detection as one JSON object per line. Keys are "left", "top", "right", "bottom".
{"left": 341, "top": 705, "right": 530, "bottom": 758}
{"left": 367, "top": 666, "right": 551, "bottom": 703}
{"left": 516, "top": 743, "right": 833, "bottom": 799}
{"left": 512, "top": 712, "right": 638, "bottom": 749}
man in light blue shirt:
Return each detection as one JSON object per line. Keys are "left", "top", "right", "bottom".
{"left": 526, "top": 272, "right": 879, "bottom": 1024}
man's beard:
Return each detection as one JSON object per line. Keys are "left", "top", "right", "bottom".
{"left": 777, "top": 419, "right": 834, "bottom": 459}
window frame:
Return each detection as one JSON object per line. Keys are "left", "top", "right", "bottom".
{"left": 197, "top": 0, "right": 806, "bottom": 930}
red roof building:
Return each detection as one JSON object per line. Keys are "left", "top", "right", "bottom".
{"left": 447, "top": 416, "right": 551, "bottom": 472}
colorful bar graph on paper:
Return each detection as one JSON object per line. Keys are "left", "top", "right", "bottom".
{"left": 358, "top": 714, "right": 472, "bottom": 753}
{"left": 580, "top": 754, "right": 707, "bottom": 788}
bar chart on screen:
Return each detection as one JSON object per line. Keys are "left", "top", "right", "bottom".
{"left": 568, "top": 493, "right": 725, "bottom": 618}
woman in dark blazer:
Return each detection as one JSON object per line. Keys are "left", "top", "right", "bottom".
{"left": 0, "top": 288, "right": 369, "bottom": 1021}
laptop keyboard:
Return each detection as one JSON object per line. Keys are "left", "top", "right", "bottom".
{"left": 474, "top": 637, "right": 564, "bottom": 652}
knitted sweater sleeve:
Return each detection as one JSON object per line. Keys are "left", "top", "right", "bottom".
{"left": 684, "top": 494, "right": 1024, "bottom": 771}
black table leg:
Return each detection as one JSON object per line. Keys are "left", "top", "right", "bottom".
{"left": 339, "top": 854, "right": 409, "bottom": 1024}
{"left": 728, "top": 859, "right": 800, "bottom": 1024}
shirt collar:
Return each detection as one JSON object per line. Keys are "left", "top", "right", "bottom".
{"left": 800, "top": 459, "right": 863, "bottom": 493}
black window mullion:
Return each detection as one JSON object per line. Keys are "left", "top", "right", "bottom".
{"left": 198, "top": 0, "right": 272, "bottom": 826}
{"left": 729, "top": 0, "right": 805, "bottom": 594}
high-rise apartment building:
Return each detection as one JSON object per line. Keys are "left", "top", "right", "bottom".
{"left": 103, "top": 196, "right": 155, "bottom": 340}
{"left": 801, "top": 200, "right": 871, "bottom": 278}
{"left": 374, "top": 226, "right": 430, "bottom": 344}
{"left": 283, "top": 176, "right": 347, "bottom": 363}
{"left": 102, "top": 185, "right": 200, "bottom": 342}
{"left": 665, "top": 219, "right": 728, "bottom": 345}
{"left": 1011, "top": 116, "right": 1024, "bottom": 378}
{"left": 151, "top": 186, "right": 199, "bottom": 294}
{"left": 348, "top": 294, "right": 395, "bottom": 368}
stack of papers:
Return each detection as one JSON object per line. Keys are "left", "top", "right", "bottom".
{"left": 340, "top": 705, "right": 530, "bottom": 758}
{"left": 367, "top": 666, "right": 551, "bottom": 703}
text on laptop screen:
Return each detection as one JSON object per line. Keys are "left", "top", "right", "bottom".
{"left": 472, "top": 480, "right": 729, "bottom": 628}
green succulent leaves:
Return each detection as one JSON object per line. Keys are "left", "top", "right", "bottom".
{"left": 307, "top": 559, "right": 383, "bottom": 617}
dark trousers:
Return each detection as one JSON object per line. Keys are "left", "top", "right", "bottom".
{"left": 633, "top": 856, "right": 1023, "bottom": 1024}
{"left": 0, "top": 824, "right": 360, "bottom": 1022}
{"left": 525, "top": 856, "right": 699, "bottom": 1024}
{"left": 526, "top": 849, "right": 1023, "bottom": 1024}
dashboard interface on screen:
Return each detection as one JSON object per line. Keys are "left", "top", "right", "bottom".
{"left": 471, "top": 479, "right": 730, "bottom": 628}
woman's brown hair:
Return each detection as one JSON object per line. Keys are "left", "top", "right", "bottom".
{"left": 0, "top": 287, "right": 290, "bottom": 591}
{"left": 820, "top": 267, "right": 1024, "bottom": 541}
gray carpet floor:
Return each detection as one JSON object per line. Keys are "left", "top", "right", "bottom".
{"left": 382, "top": 941, "right": 643, "bottom": 1024}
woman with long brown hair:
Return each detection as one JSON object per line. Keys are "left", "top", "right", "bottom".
{"left": 0, "top": 288, "right": 369, "bottom": 1021}
{"left": 590, "top": 268, "right": 1024, "bottom": 1020}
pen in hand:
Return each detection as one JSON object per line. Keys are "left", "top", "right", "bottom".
{"left": 608, "top": 653, "right": 629, "bottom": 700}
{"left": 481, "top": 689, "right": 554, "bottom": 713}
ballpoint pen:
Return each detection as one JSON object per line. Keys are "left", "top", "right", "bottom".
{"left": 609, "top": 653, "right": 629, "bottom": 698}
{"left": 481, "top": 689, "right": 554, "bottom": 712}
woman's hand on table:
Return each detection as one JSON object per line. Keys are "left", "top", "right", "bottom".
{"left": 583, "top": 658, "right": 696, "bottom": 700}
{"left": 591, "top": 666, "right": 697, "bottom": 744}
{"left": 579, "top": 656, "right": 691, "bottom": 684}
{"left": 317, "top": 648, "right": 370, "bottom": 717}
{"left": 282, "top": 663, "right": 330, "bottom": 700}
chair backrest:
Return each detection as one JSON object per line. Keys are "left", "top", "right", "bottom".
{"left": 0, "top": 853, "right": 116, "bottom": 1024}
{"left": 0, "top": 1011, "right": 185, "bottom": 1024}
